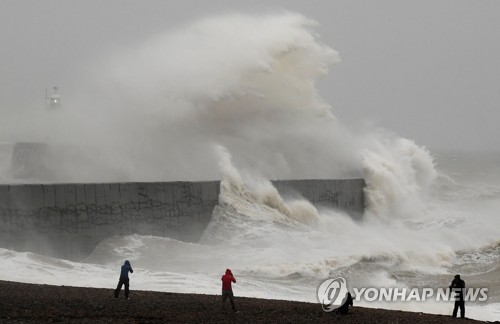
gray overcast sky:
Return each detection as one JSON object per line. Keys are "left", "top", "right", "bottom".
{"left": 1, "top": 0, "right": 499, "bottom": 151}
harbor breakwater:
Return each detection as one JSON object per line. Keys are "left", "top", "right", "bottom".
{"left": 0, "top": 179, "right": 364, "bottom": 260}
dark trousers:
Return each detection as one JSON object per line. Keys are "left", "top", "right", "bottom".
{"left": 115, "top": 278, "right": 130, "bottom": 298}
{"left": 452, "top": 299, "right": 465, "bottom": 318}
{"left": 222, "top": 290, "right": 236, "bottom": 311}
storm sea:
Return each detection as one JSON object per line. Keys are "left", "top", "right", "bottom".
{"left": 0, "top": 13, "right": 498, "bottom": 321}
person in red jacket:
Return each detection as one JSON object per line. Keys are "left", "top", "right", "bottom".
{"left": 221, "top": 268, "right": 237, "bottom": 312}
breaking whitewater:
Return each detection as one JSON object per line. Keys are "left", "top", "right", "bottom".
{"left": 0, "top": 13, "right": 499, "bottom": 321}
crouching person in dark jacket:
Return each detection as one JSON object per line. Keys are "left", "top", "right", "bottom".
{"left": 337, "top": 292, "right": 353, "bottom": 315}
{"left": 115, "top": 260, "right": 134, "bottom": 299}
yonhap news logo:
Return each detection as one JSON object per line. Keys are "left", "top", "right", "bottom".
{"left": 317, "top": 277, "right": 349, "bottom": 312}
{"left": 317, "top": 277, "right": 489, "bottom": 312}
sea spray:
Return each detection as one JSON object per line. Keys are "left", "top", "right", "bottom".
{"left": 2, "top": 13, "right": 351, "bottom": 182}
{"left": 202, "top": 145, "right": 320, "bottom": 245}
{"left": 361, "top": 136, "right": 437, "bottom": 221}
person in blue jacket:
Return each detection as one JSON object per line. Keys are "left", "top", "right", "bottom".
{"left": 114, "top": 260, "right": 134, "bottom": 299}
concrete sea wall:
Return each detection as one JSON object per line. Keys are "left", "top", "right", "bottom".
{"left": 0, "top": 179, "right": 364, "bottom": 260}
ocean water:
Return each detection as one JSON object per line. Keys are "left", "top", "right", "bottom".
{"left": 0, "top": 149, "right": 499, "bottom": 321}
{"left": 0, "top": 13, "right": 499, "bottom": 321}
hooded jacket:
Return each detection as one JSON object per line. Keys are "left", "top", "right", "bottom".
{"left": 450, "top": 275, "right": 465, "bottom": 300}
{"left": 221, "top": 269, "right": 236, "bottom": 291}
{"left": 120, "top": 260, "right": 134, "bottom": 279}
